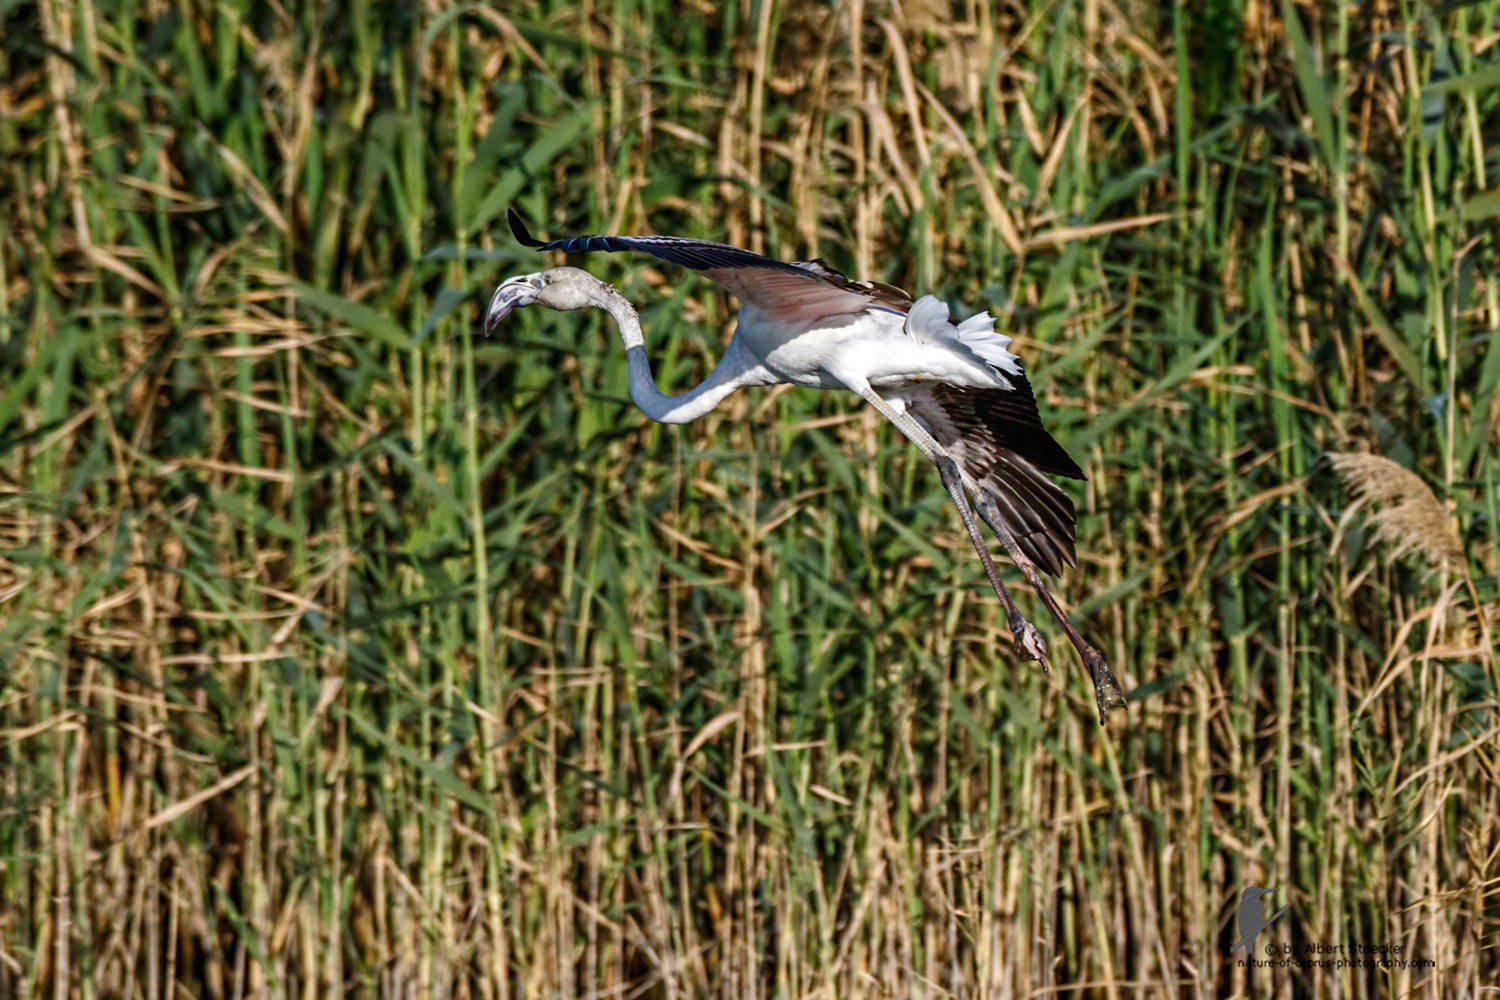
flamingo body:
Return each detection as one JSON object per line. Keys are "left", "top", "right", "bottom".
{"left": 487, "top": 209, "right": 1126, "bottom": 724}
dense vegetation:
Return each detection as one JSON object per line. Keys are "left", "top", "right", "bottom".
{"left": 2, "top": 0, "right": 1497, "bottom": 996}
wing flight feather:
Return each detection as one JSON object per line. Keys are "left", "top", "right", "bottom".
{"left": 908, "top": 379, "right": 1083, "bottom": 577}
{"left": 509, "top": 208, "right": 908, "bottom": 321}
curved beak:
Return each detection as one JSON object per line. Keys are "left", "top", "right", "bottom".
{"left": 485, "top": 275, "right": 546, "bottom": 336}
{"left": 484, "top": 282, "right": 529, "bottom": 335}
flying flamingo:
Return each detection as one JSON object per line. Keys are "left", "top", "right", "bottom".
{"left": 488, "top": 209, "right": 1126, "bottom": 725}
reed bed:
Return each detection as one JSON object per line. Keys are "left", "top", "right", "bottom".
{"left": 1, "top": 0, "right": 1498, "bottom": 996}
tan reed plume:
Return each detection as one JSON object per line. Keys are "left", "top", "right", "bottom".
{"left": 1327, "top": 452, "right": 1463, "bottom": 570}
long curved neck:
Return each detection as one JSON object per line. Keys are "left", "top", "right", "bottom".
{"left": 594, "top": 286, "right": 761, "bottom": 425}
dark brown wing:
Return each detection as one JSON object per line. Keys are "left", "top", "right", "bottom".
{"left": 949, "top": 375, "right": 1084, "bottom": 480}
{"left": 510, "top": 208, "right": 910, "bottom": 320}
{"left": 909, "top": 376, "right": 1084, "bottom": 577}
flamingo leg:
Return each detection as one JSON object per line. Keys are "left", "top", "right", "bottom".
{"left": 970, "top": 493, "right": 1126, "bottom": 725}
{"left": 843, "top": 379, "right": 1124, "bottom": 717}
{"left": 837, "top": 378, "right": 1125, "bottom": 725}
{"left": 933, "top": 456, "right": 1049, "bottom": 669}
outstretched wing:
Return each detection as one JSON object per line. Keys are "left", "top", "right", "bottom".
{"left": 908, "top": 376, "right": 1084, "bottom": 577}
{"left": 509, "top": 208, "right": 911, "bottom": 322}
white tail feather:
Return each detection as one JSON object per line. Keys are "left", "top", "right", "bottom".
{"left": 904, "top": 295, "right": 1022, "bottom": 377}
